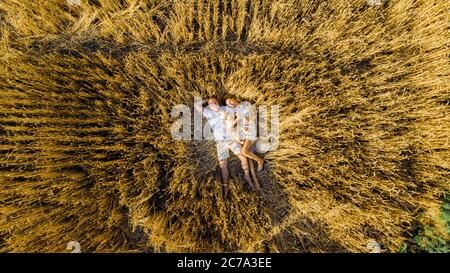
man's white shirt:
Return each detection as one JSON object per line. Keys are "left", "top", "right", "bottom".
{"left": 203, "top": 106, "right": 235, "bottom": 141}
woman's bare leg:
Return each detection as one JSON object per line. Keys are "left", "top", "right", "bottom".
{"left": 242, "top": 139, "right": 264, "bottom": 171}
{"left": 248, "top": 159, "right": 260, "bottom": 190}
{"left": 219, "top": 159, "right": 230, "bottom": 198}
{"left": 237, "top": 154, "right": 254, "bottom": 188}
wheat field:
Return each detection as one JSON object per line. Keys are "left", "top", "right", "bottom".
{"left": 0, "top": 0, "right": 449, "bottom": 253}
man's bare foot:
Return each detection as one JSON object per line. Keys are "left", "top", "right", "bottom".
{"left": 257, "top": 159, "right": 264, "bottom": 171}
{"left": 223, "top": 184, "right": 229, "bottom": 199}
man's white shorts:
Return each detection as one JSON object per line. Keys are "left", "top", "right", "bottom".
{"left": 216, "top": 141, "right": 242, "bottom": 161}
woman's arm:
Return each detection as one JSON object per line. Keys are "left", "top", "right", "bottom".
{"left": 232, "top": 113, "right": 240, "bottom": 127}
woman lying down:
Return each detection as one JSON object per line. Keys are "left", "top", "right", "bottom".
{"left": 223, "top": 96, "right": 264, "bottom": 190}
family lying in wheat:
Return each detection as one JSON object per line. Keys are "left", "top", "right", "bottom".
{"left": 194, "top": 96, "right": 264, "bottom": 198}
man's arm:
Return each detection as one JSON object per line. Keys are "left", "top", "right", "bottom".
{"left": 194, "top": 98, "right": 207, "bottom": 114}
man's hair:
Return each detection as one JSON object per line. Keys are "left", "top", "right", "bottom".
{"left": 207, "top": 97, "right": 219, "bottom": 105}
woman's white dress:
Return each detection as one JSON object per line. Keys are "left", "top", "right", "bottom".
{"left": 236, "top": 101, "right": 258, "bottom": 141}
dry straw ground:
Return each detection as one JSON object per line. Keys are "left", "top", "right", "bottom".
{"left": 0, "top": 0, "right": 449, "bottom": 252}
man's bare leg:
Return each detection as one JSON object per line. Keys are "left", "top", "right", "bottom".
{"left": 237, "top": 154, "right": 254, "bottom": 188}
{"left": 249, "top": 159, "right": 260, "bottom": 190}
{"left": 242, "top": 139, "right": 264, "bottom": 171}
{"left": 219, "top": 159, "right": 230, "bottom": 199}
